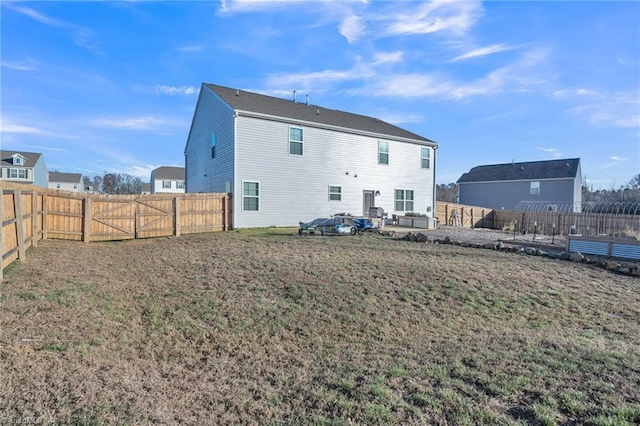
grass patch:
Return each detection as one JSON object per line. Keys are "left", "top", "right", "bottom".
{"left": 0, "top": 231, "right": 638, "bottom": 424}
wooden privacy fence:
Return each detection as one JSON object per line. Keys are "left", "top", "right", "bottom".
{"left": 436, "top": 202, "right": 495, "bottom": 229}
{"left": 1, "top": 182, "right": 232, "bottom": 279}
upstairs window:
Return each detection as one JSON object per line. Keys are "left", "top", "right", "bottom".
{"left": 289, "top": 127, "right": 303, "bottom": 155}
{"left": 530, "top": 181, "right": 540, "bottom": 195}
{"left": 243, "top": 181, "right": 260, "bottom": 211}
{"left": 328, "top": 186, "right": 342, "bottom": 201}
{"left": 421, "top": 147, "right": 431, "bottom": 169}
{"left": 395, "top": 189, "right": 414, "bottom": 212}
{"left": 9, "top": 169, "right": 27, "bottom": 179}
{"left": 56, "top": 183, "right": 61, "bottom": 189}
{"left": 13, "top": 155, "right": 24, "bottom": 166}
{"left": 378, "top": 141, "right": 389, "bottom": 165}
{"left": 163, "top": 180, "right": 171, "bottom": 189}
{"left": 211, "top": 133, "right": 216, "bottom": 159}
{"left": 176, "top": 181, "right": 185, "bottom": 189}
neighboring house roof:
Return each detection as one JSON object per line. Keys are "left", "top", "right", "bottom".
{"left": 152, "top": 166, "right": 185, "bottom": 180}
{"left": 0, "top": 150, "right": 43, "bottom": 168}
{"left": 457, "top": 158, "right": 581, "bottom": 183}
{"left": 140, "top": 182, "right": 151, "bottom": 192}
{"left": 49, "top": 172, "right": 82, "bottom": 183}
{"left": 204, "top": 83, "right": 435, "bottom": 144}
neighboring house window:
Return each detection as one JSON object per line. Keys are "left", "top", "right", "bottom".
{"left": 0, "top": 169, "right": 2, "bottom": 178}
{"left": 328, "top": 186, "right": 342, "bottom": 201}
{"left": 243, "top": 182, "right": 259, "bottom": 211}
{"left": 162, "top": 180, "right": 171, "bottom": 189}
{"left": 9, "top": 169, "right": 27, "bottom": 179}
{"left": 379, "top": 141, "right": 389, "bottom": 165}
{"left": 547, "top": 204, "right": 558, "bottom": 212}
{"left": 176, "top": 181, "right": 185, "bottom": 189}
{"left": 56, "top": 183, "right": 61, "bottom": 189}
{"left": 421, "top": 147, "right": 431, "bottom": 169}
{"left": 289, "top": 127, "right": 303, "bottom": 155}
{"left": 73, "top": 184, "right": 78, "bottom": 189}
{"left": 530, "top": 181, "right": 540, "bottom": 195}
{"left": 211, "top": 133, "right": 216, "bottom": 159}
{"left": 14, "top": 156, "right": 23, "bottom": 166}
{"left": 395, "top": 189, "right": 414, "bottom": 211}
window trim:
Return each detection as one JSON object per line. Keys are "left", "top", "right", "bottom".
{"left": 421, "top": 147, "right": 431, "bottom": 169}
{"left": 530, "top": 181, "right": 540, "bottom": 195}
{"left": 242, "top": 181, "right": 260, "bottom": 212}
{"left": 289, "top": 126, "right": 304, "bottom": 156}
{"left": 394, "top": 189, "right": 414, "bottom": 212}
{"left": 328, "top": 185, "right": 342, "bottom": 201}
{"left": 378, "top": 141, "right": 389, "bottom": 165}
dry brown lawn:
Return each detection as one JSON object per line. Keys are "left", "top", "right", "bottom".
{"left": 1, "top": 228, "right": 639, "bottom": 425}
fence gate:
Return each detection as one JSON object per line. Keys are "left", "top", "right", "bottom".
{"left": 90, "top": 199, "right": 136, "bottom": 241}
{"left": 135, "top": 198, "right": 174, "bottom": 238}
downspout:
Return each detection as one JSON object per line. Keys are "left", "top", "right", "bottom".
{"left": 432, "top": 145, "right": 438, "bottom": 218}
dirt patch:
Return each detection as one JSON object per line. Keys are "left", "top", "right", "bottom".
{"left": 1, "top": 229, "right": 639, "bottom": 424}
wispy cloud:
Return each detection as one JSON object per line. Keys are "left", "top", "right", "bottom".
{"left": 1, "top": 57, "right": 39, "bottom": 71}
{"left": 610, "top": 156, "right": 626, "bottom": 162}
{"left": 381, "top": 0, "right": 484, "bottom": 37}
{"left": 90, "top": 116, "right": 185, "bottom": 131}
{"left": 1, "top": 121, "right": 47, "bottom": 135}
{"left": 451, "top": 44, "right": 515, "bottom": 62}
{"left": 4, "top": 3, "right": 103, "bottom": 54}
{"left": 535, "top": 146, "right": 562, "bottom": 158}
{"left": 569, "top": 94, "right": 640, "bottom": 128}
{"left": 154, "top": 85, "right": 199, "bottom": 95}
{"left": 339, "top": 15, "right": 366, "bottom": 43}
{"left": 175, "top": 45, "right": 203, "bottom": 52}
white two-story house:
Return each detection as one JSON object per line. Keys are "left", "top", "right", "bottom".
{"left": 49, "top": 172, "right": 84, "bottom": 192}
{"left": 150, "top": 166, "right": 186, "bottom": 194}
{"left": 0, "top": 150, "right": 48, "bottom": 187}
{"left": 184, "top": 83, "right": 438, "bottom": 228}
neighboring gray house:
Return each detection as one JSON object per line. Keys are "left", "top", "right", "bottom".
{"left": 150, "top": 166, "right": 185, "bottom": 194}
{"left": 184, "top": 83, "right": 438, "bottom": 228}
{"left": 49, "top": 172, "right": 83, "bottom": 192}
{"left": 140, "top": 182, "right": 151, "bottom": 194}
{"left": 457, "top": 158, "right": 582, "bottom": 212}
{"left": 0, "top": 150, "right": 48, "bottom": 187}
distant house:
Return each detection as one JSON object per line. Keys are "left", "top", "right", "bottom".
{"left": 457, "top": 158, "right": 582, "bottom": 212}
{"left": 0, "top": 150, "right": 48, "bottom": 187}
{"left": 150, "top": 166, "right": 185, "bottom": 194}
{"left": 84, "top": 178, "right": 99, "bottom": 194}
{"left": 140, "top": 182, "right": 151, "bottom": 194}
{"left": 49, "top": 172, "right": 84, "bottom": 192}
{"left": 184, "top": 83, "right": 438, "bottom": 228}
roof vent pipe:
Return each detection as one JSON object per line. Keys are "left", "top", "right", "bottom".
{"left": 306, "top": 94, "right": 309, "bottom": 105}
{"left": 236, "top": 90, "right": 239, "bottom": 96}
{"left": 317, "top": 109, "right": 320, "bottom": 115}
{"left": 293, "top": 90, "right": 297, "bottom": 103}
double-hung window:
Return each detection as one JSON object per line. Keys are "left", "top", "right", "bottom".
{"left": 162, "top": 180, "right": 171, "bottom": 189}
{"left": 395, "top": 189, "right": 414, "bottom": 212}
{"left": 289, "top": 127, "right": 303, "bottom": 155}
{"left": 9, "top": 169, "right": 27, "bottom": 179}
{"left": 243, "top": 182, "right": 260, "bottom": 211}
{"left": 177, "top": 181, "right": 185, "bottom": 189}
{"left": 530, "top": 181, "right": 540, "bottom": 195}
{"left": 378, "top": 141, "right": 389, "bottom": 165}
{"left": 421, "top": 147, "right": 431, "bottom": 169}
{"left": 328, "top": 186, "right": 342, "bottom": 201}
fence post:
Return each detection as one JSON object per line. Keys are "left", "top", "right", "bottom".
{"left": 83, "top": 197, "right": 92, "bottom": 242}
{"left": 31, "top": 191, "right": 38, "bottom": 247}
{"left": 174, "top": 196, "right": 181, "bottom": 237}
{"left": 15, "top": 190, "right": 26, "bottom": 260}
{"left": 0, "top": 185, "right": 4, "bottom": 280}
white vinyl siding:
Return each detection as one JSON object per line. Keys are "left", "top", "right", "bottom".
{"left": 289, "top": 127, "right": 303, "bottom": 156}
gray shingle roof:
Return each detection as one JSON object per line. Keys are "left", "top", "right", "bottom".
{"left": 49, "top": 172, "right": 82, "bottom": 183}
{"left": 457, "top": 158, "right": 581, "bottom": 183}
{"left": 204, "top": 83, "right": 435, "bottom": 144}
{"left": 0, "top": 150, "right": 42, "bottom": 168}
{"left": 152, "top": 166, "right": 185, "bottom": 180}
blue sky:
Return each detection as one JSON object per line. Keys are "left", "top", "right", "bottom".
{"left": 1, "top": 0, "right": 639, "bottom": 189}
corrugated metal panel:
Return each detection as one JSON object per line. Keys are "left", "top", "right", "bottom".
{"left": 612, "top": 243, "right": 640, "bottom": 260}
{"left": 569, "top": 239, "right": 609, "bottom": 256}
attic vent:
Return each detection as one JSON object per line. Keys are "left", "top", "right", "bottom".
{"left": 520, "top": 166, "right": 524, "bottom": 170}
{"left": 236, "top": 90, "right": 239, "bottom": 96}
{"left": 566, "top": 163, "right": 570, "bottom": 167}
{"left": 317, "top": 109, "right": 320, "bottom": 115}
